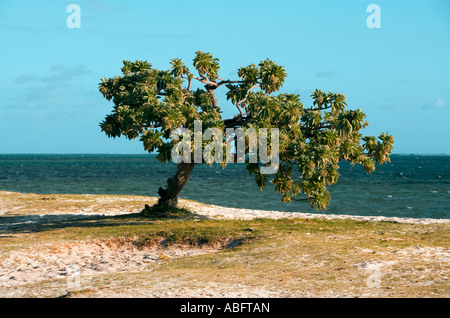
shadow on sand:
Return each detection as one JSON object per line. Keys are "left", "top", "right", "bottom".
{"left": 0, "top": 213, "right": 153, "bottom": 235}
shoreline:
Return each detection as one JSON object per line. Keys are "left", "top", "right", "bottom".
{"left": 182, "top": 200, "right": 450, "bottom": 225}
{"left": 0, "top": 191, "right": 448, "bottom": 225}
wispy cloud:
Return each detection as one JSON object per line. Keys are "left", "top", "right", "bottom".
{"left": 315, "top": 70, "right": 339, "bottom": 78}
{"left": 84, "top": 0, "right": 128, "bottom": 15}
{"left": 423, "top": 98, "right": 448, "bottom": 110}
{"left": 13, "top": 74, "right": 38, "bottom": 84}
{"left": 8, "top": 63, "right": 98, "bottom": 121}
{"left": 13, "top": 64, "right": 92, "bottom": 85}
{"left": 142, "top": 32, "right": 188, "bottom": 40}
{"left": 42, "top": 64, "right": 92, "bottom": 83}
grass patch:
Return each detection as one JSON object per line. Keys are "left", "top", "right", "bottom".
{"left": 133, "top": 219, "right": 257, "bottom": 248}
{"left": 139, "top": 203, "right": 194, "bottom": 219}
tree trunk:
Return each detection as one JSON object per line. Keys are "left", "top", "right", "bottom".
{"left": 156, "top": 162, "right": 196, "bottom": 208}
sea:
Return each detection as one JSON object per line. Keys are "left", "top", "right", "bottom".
{"left": 0, "top": 154, "right": 449, "bottom": 220}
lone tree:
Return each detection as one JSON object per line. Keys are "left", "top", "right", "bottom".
{"left": 99, "top": 51, "right": 394, "bottom": 211}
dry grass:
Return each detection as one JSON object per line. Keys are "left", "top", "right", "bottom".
{"left": 0, "top": 191, "right": 157, "bottom": 216}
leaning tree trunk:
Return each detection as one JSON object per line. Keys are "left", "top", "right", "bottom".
{"left": 156, "top": 162, "right": 196, "bottom": 208}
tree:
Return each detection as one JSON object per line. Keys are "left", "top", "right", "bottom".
{"left": 99, "top": 51, "right": 394, "bottom": 211}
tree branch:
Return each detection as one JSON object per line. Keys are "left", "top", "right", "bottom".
{"left": 188, "top": 75, "right": 258, "bottom": 91}
{"left": 302, "top": 124, "right": 333, "bottom": 132}
{"left": 305, "top": 104, "right": 332, "bottom": 112}
{"left": 121, "top": 123, "right": 161, "bottom": 135}
{"left": 291, "top": 197, "right": 309, "bottom": 202}
{"left": 205, "top": 85, "right": 219, "bottom": 108}
{"left": 187, "top": 77, "right": 192, "bottom": 91}
{"left": 223, "top": 115, "right": 252, "bottom": 128}
{"left": 236, "top": 85, "right": 259, "bottom": 116}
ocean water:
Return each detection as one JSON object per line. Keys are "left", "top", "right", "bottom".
{"left": 0, "top": 154, "right": 448, "bottom": 220}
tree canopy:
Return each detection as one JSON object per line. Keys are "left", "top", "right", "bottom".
{"left": 99, "top": 51, "right": 394, "bottom": 211}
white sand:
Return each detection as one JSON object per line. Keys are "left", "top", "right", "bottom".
{"left": 0, "top": 240, "right": 217, "bottom": 289}
{"left": 181, "top": 200, "right": 450, "bottom": 224}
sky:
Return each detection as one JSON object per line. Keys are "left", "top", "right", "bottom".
{"left": 0, "top": 0, "right": 449, "bottom": 154}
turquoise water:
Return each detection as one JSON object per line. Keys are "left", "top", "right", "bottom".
{"left": 0, "top": 154, "right": 449, "bottom": 219}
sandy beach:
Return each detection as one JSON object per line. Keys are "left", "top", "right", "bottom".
{"left": 1, "top": 190, "right": 448, "bottom": 224}
{"left": 182, "top": 200, "right": 450, "bottom": 225}
{"left": 0, "top": 191, "right": 448, "bottom": 297}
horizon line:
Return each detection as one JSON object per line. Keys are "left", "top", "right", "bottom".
{"left": 0, "top": 152, "right": 449, "bottom": 156}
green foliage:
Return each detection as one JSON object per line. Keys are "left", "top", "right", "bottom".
{"left": 99, "top": 51, "right": 394, "bottom": 211}
{"left": 193, "top": 51, "right": 220, "bottom": 81}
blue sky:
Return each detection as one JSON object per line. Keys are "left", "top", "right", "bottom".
{"left": 0, "top": 0, "right": 449, "bottom": 154}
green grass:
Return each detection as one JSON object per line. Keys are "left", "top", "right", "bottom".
{"left": 139, "top": 203, "right": 195, "bottom": 219}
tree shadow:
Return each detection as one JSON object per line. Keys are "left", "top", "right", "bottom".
{"left": 0, "top": 213, "right": 153, "bottom": 235}
{"left": 0, "top": 209, "right": 208, "bottom": 235}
